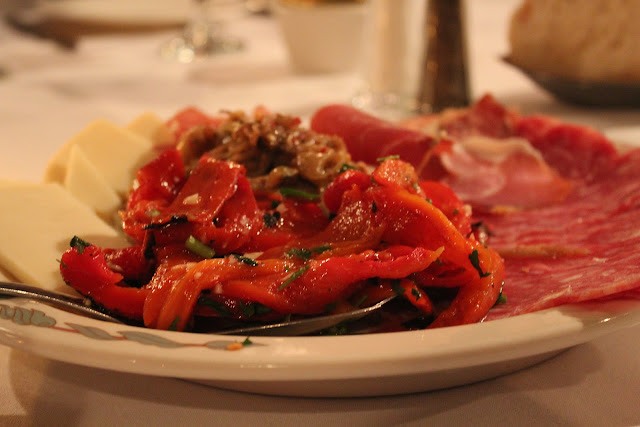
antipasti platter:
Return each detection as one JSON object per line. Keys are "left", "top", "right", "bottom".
{"left": 1, "top": 97, "right": 640, "bottom": 397}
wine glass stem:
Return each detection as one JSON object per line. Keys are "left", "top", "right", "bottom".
{"left": 185, "top": 0, "right": 215, "bottom": 50}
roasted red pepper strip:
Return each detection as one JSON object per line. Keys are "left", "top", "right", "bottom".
{"left": 126, "top": 149, "right": 185, "bottom": 211}
{"left": 142, "top": 245, "right": 202, "bottom": 329}
{"left": 145, "top": 257, "right": 289, "bottom": 330}
{"left": 419, "top": 181, "right": 471, "bottom": 236}
{"left": 147, "top": 168, "right": 264, "bottom": 255}
{"left": 429, "top": 243, "right": 504, "bottom": 327}
{"left": 151, "top": 156, "right": 244, "bottom": 226}
{"left": 121, "top": 148, "right": 186, "bottom": 243}
{"left": 372, "top": 158, "right": 425, "bottom": 197}
{"left": 244, "top": 199, "right": 329, "bottom": 252}
{"left": 60, "top": 244, "right": 147, "bottom": 320}
{"left": 396, "top": 279, "right": 434, "bottom": 315}
{"left": 323, "top": 169, "right": 372, "bottom": 213}
{"left": 191, "top": 174, "right": 263, "bottom": 254}
{"left": 103, "top": 246, "right": 155, "bottom": 286}
{"left": 261, "top": 184, "right": 383, "bottom": 260}
{"left": 369, "top": 185, "right": 474, "bottom": 269}
{"left": 63, "top": 142, "right": 506, "bottom": 332}
{"left": 148, "top": 246, "right": 439, "bottom": 331}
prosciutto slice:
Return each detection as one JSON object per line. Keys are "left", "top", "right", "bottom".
{"left": 311, "top": 104, "right": 435, "bottom": 166}
{"left": 311, "top": 96, "right": 571, "bottom": 210}
{"left": 310, "top": 96, "right": 640, "bottom": 321}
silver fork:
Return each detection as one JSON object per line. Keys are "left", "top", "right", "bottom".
{"left": 0, "top": 281, "right": 395, "bottom": 336}
{"left": 0, "top": 281, "right": 123, "bottom": 323}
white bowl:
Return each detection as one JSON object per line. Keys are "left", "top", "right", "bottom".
{"left": 274, "top": 1, "right": 368, "bottom": 74}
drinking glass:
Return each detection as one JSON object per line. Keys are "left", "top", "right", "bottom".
{"left": 159, "top": 0, "right": 245, "bottom": 63}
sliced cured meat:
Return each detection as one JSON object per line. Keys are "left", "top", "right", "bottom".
{"left": 481, "top": 148, "right": 640, "bottom": 320}
{"left": 401, "top": 94, "right": 519, "bottom": 140}
{"left": 310, "top": 96, "right": 571, "bottom": 210}
{"left": 515, "top": 115, "right": 619, "bottom": 182}
{"left": 436, "top": 135, "right": 572, "bottom": 209}
{"left": 310, "top": 104, "right": 436, "bottom": 166}
{"left": 311, "top": 96, "right": 640, "bottom": 323}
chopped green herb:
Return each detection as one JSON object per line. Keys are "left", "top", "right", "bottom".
{"left": 339, "top": 163, "right": 358, "bottom": 173}
{"left": 286, "top": 248, "right": 312, "bottom": 259}
{"left": 278, "top": 265, "right": 310, "bottom": 290}
{"left": 185, "top": 235, "right": 215, "bottom": 259}
{"left": 237, "top": 301, "right": 255, "bottom": 318}
{"left": 494, "top": 291, "right": 507, "bottom": 306}
{"left": 354, "top": 294, "right": 368, "bottom": 307}
{"left": 70, "top": 236, "right": 91, "bottom": 254}
{"left": 270, "top": 199, "right": 281, "bottom": 209}
{"left": 376, "top": 154, "right": 400, "bottom": 163}
{"left": 312, "top": 245, "right": 331, "bottom": 254}
{"left": 469, "top": 249, "right": 491, "bottom": 278}
{"left": 233, "top": 254, "right": 258, "bottom": 267}
{"left": 391, "top": 279, "right": 405, "bottom": 296}
{"left": 320, "top": 323, "right": 349, "bottom": 335}
{"left": 168, "top": 317, "right": 180, "bottom": 331}
{"left": 324, "top": 301, "right": 339, "bottom": 313}
{"left": 254, "top": 303, "right": 273, "bottom": 316}
{"left": 262, "top": 211, "right": 281, "bottom": 228}
{"left": 372, "top": 201, "right": 378, "bottom": 213}
{"left": 286, "top": 245, "right": 331, "bottom": 260}
{"left": 198, "top": 296, "right": 231, "bottom": 316}
{"left": 425, "top": 198, "right": 433, "bottom": 204}
{"left": 279, "top": 187, "right": 319, "bottom": 201}
{"left": 411, "top": 288, "right": 422, "bottom": 300}
{"left": 452, "top": 208, "right": 459, "bottom": 216}
{"left": 242, "top": 337, "right": 253, "bottom": 346}
{"left": 236, "top": 301, "right": 271, "bottom": 318}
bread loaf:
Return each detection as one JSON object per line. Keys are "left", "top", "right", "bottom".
{"left": 508, "top": 0, "right": 640, "bottom": 83}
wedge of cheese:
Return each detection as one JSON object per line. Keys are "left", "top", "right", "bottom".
{"left": 43, "top": 119, "right": 154, "bottom": 196}
{"left": 126, "top": 112, "right": 173, "bottom": 147}
{"left": 64, "top": 145, "right": 122, "bottom": 220}
{"left": 0, "top": 182, "right": 129, "bottom": 296}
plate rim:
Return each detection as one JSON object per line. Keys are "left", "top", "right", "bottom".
{"left": 1, "top": 296, "right": 639, "bottom": 384}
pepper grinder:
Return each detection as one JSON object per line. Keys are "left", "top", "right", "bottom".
{"left": 418, "top": 0, "right": 470, "bottom": 113}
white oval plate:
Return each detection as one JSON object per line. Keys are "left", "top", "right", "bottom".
{"left": 1, "top": 296, "right": 639, "bottom": 397}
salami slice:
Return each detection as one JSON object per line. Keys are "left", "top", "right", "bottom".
{"left": 481, "top": 139, "right": 640, "bottom": 320}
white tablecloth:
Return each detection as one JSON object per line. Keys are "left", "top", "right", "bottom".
{"left": 1, "top": 1, "right": 639, "bottom": 425}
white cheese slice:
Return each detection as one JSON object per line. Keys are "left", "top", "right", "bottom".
{"left": 0, "top": 182, "right": 129, "bottom": 296}
{"left": 43, "top": 119, "right": 154, "bottom": 196}
{"left": 64, "top": 145, "right": 122, "bottom": 220}
{"left": 126, "top": 112, "right": 173, "bottom": 147}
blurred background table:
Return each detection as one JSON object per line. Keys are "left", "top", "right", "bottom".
{"left": 1, "top": 1, "right": 639, "bottom": 425}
